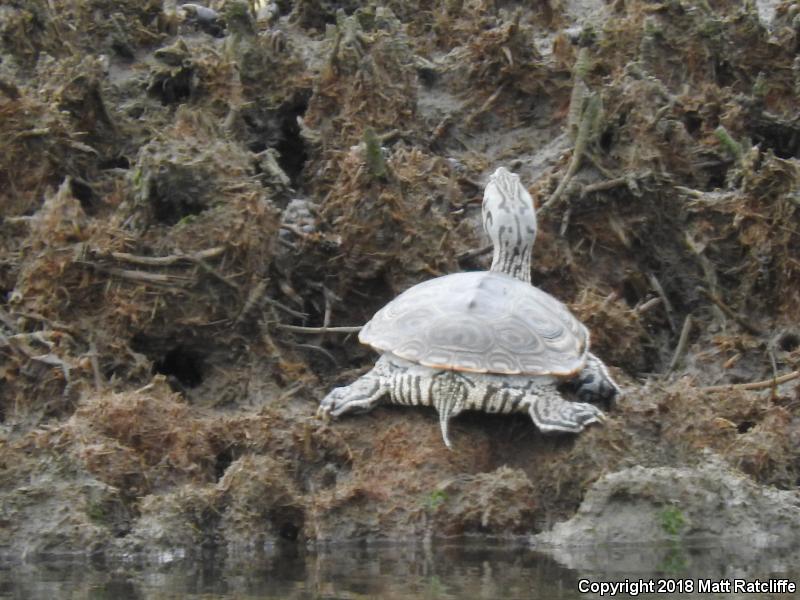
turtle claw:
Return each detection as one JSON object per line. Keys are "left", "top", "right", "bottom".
{"left": 315, "top": 404, "right": 331, "bottom": 421}
{"left": 573, "top": 401, "right": 605, "bottom": 428}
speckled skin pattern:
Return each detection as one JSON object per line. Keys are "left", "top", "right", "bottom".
{"left": 319, "top": 167, "right": 619, "bottom": 447}
{"left": 482, "top": 165, "right": 537, "bottom": 284}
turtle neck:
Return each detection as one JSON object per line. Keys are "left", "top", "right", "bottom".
{"left": 482, "top": 167, "right": 537, "bottom": 285}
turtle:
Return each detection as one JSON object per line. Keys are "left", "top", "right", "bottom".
{"left": 318, "top": 167, "right": 619, "bottom": 448}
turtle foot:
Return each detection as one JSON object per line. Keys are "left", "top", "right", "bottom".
{"left": 529, "top": 396, "right": 605, "bottom": 433}
{"left": 318, "top": 386, "right": 358, "bottom": 417}
{"left": 318, "top": 375, "right": 386, "bottom": 418}
{"left": 575, "top": 352, "right": 620, "bottom": 408}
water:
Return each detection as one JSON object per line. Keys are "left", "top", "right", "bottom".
{"left": 1, "top": 542, "right": 799, "bottom": 599}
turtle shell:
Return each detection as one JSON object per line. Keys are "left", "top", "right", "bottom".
{"left": 359, "top": 271, "right": 589, "bottom": 376}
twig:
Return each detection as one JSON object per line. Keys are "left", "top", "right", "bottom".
{"left": 377, "top": 128, "right": 402, "bottom": 143}
{"left": 276, "top": 324, "right": 362, "bottom": 334}
{"left": 600, "top": 290, "right": 620, "bottom": 312}
{"left": 606, "top": 213, "right": 631, "bottom": 249}
{"left": 13, "top": 128, "right": 51, "bottom": 141}
{"left": 650, "top": 102, "right": 673, "bottom": 129}
{"left": 634, "top": 297, "right": 662, "bottom": 314}
{"left": 648, "top": 273, "right": 677, "bottom": 333}
{"left": 559, "top": 205, "right": 572, "bottom": 236}
{"left": 236, "top": 280, "right": 266, "bottom": 324}
{"left": 667, "top": 314, "right": 692, "bottom": 373}
{"left": 10, "top": 312, "right": 80, "bottom": 337}
{"left": 0, "top": 308, "right": 18, "bottom": 332}
{"left": 88, "top": 337, "right": 103, "bottom": 391}
{"left": 108, "top": 247, "right": 225, "bottom": 266}
{"left": 30, "top": 353, "right": 72, "bottom": 392}
{"left": 192, "top": 257, "right": 240, "bottom": 291}
{"left": 541, "top": 93, "right": 601, "bottom": 214}
{"left": 465, "top": 83, "right": 507, "bottom": 127}
{"left": 697, "top": 287, "right": 764, "bottom": 336}
{"left": 292, "top": 342, "right": 338, "bottom": 366}
{"left": 279, "top": 223, "right": 311, "bottom": 238}
{"left": 722, "top": 353, "right": 742, "bottom": 369}
{"left": 263, "top": 296, "right": 308, "bottom": 319}
{"left": 580, "top": 176, "right": 629, "bottom": 197}
{"left": 457, "top": 244, "right": 492, "bottom": 262}
{"left": 674, "top": 185, "right": 704, "bottom": 199}
{"left": 135, "top": 381, "right": 158, "bottom": 394}
{"left": 431, "top": 116, "right": 452, "bottom": 142}
{"left": 701, "top": 370, "right": 800, "bottom": 392}
{"left": 277, "top": 381, "right": 305, "bottom": 403}
{"left": 767, "top": 347, "right": 780, "bottom": 399}
{"left": 584, "top": 152, "right": 616, "bottom": 180}
{"left": 322, "top": 288, "right": 333, "bottom": 330}
{"left": 3, "top": 216, "right": 35, "bottom": 224}
{"left": 82, "top": 259, "right": 192, "bottom": 287}
{"left": 104, "top": 267, "right": 192, "bottom": 286}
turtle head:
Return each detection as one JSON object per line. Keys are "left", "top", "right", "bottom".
{"left": 482, "top": 167, "right": 537, "bottom": 284}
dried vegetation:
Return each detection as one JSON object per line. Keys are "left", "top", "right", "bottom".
{"left": 0, "top": 0, "right": 799, "bottom": 559}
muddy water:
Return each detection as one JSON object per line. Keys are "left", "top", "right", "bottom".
{"left": 2, "top": 543, "right": 798, "bottom": 600}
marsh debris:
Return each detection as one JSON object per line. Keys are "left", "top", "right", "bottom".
{"left": 0, "top": 0, "right": 799, "bottom": 561}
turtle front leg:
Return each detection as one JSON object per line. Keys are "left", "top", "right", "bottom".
{"left": 318, "top": 358, "right": 394, "bottom": 418}
{"left": 318, "top": 375, "right": 388, "bottom": 417}
{"left": 521, "top": 382, "right": 605, "bottom": 433}
{"left": 575, "top": 352, "right": 620, "bottom": 408}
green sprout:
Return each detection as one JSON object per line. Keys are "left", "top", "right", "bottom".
{"left": 426, "top": 489, "right": 447, "bottom": 510}
{"left": 659, "top": 505, "right": 686, "bottom": 536}
{"left": 714, "top": 125, "right": 743, "bottom": 162}
{"left": 363, "top": 127, "right": 387, "bottom": 180}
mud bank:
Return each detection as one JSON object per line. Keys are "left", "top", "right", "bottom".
{"left": 1, "top": 0, "right": 799, "bottom": 561}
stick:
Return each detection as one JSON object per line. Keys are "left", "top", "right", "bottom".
{"left": 465, "top": 83, "right": 507, "bottom": 127}
{"left": 541, "top": 94, "right": 601, "bottom": 214}
{"left": 0, "top": 308, "right": 17, "bottom": 331}
{"left": 634, "top": 297, "right": 662, "bottom": 314}
{"left": 697, "top": 287, "right": 764, "bottom": 336}
{"left": 105, "top": 268, "right": 192, "bottom": 286}
{"left": 276, "top": 324, "right": 362, "bottom": 334}
{"left": 580, "top": 176, "right": 629, "bottom": 197}
{"left": 457, "top": 244, "right": 493, "bottom": 262}
{"left": 3, "top": 216, "right": 35, "bottom": 224}
{"left": 263, "top": 296, "right": 307, "bottom": 319}
{"left": 701, "top": 370, "right": 800, "bottom": 392}
{"left": 109, "top": 247, "right": 225, "bottom": 266}
{"left": 89, "top": 338, "right": 104, "bottom": 391}
{"left": 292, "top": 342, "right": 338, "bottom": 365}
{"left": 277, "top": 381, "right": 305, "bottom": 403}
{"left": 667, "top": 314, "right": 692, "bottom": 373}
{"left": 8, "top": 311, "right": 79, "bottom": 336}
{"left": 192, "top": 257, "right": 240, "bottom": 291}
{"left": 648, "top": 273, "right": 677, "bottom": 333}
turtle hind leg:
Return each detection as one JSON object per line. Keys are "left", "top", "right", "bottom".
{"left": 430, "top": 370, "right": 471, "bottom": 450}
{"left": 524, "top": 383, "right": 605, "bottom": 433}
{"left": 318, "top": 360, "right": 392, "bottom": 418}
{"left": 575, "top": 352, "right": 620, "bottom": 408}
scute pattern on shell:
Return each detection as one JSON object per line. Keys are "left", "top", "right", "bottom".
{"left": 359, "top": 271, "right": 589, "bottom": 376}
